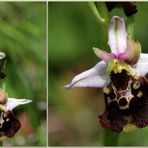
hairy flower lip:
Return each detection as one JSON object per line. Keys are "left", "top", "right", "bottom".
{"left": 0, "top": 97, "right": 32, "bottom": 139}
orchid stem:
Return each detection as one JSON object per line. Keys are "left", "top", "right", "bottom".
{"left": 96, "top": 2, "right": 109, "bottom": 24}
{"left": 2, "top": 81, "right": 6, "bottom": 91}
{"left": 87, "top": 2, "right": 105, "bottom": 24}
{"left": 0, "top": 141, "right": 3, "bottom": 146}
{"left": 103, "top": 129, "right": 119, "bottom": 146}
{"left": 96, "top": 2, "right": 109, "bottom": 51}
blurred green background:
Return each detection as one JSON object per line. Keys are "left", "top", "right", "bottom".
{"left": 49, "top": 2, "right": 148, "bottom": 146}
{"left": 0, "top": 2, "right": 46, "bottom": 146}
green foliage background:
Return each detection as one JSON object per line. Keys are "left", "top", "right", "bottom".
{"left": 49, "top": 2, "right": 148, "bottom": 146}
{"left": 0, "top": 2, "right": 46, "bottom": 146}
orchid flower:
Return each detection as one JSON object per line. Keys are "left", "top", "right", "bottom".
{"left": 65, "top": 16, "right": 148, "bottom": 133}
{"left": 0, "top": 89, "right": 31, "bottom": 140}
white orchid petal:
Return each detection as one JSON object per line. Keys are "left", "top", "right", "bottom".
{"left": 108, "top": 16, "right": 117, "bottom": 55}
{"left": 133, "top": 53, "right": 148, "bottom": 76}
{"left": 5, "top": 98, "right": 32, "bottom": 110}
{"left": 117, "top": 17, "right": 127, "bottom": 53}
{"left": 64, "top": 61, "right": 109, "bottom": 89}
{"left": 108, "top": 16, "right": 127, "bottom": 55}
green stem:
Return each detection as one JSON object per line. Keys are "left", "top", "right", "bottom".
{"left": 2, "top": 81, "right": 6, "bottom": 91}
{"left": 0, "top": 141, "right": 3, "bottom": 146}
{"left": 96, "top": 2, "right": 109, "bottom": 51}
{"left": 86, "top": 2, "right": 105, "bottom": 24}
{"left": 127, "top": 16, "right": 134, "bottom": 39}
{"left": 96, "top": 2, "right": 109, "bottom": 24}
{"left": 103, "top": 129, "right": 119, "bottom": 146}
{"left": 99, "top": 24, "right": 109, "bottom": 51}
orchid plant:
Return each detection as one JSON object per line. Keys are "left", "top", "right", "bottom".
{"left": 65, "top": 16, "right": 148, "bottom": 133}
{"left": 0, "top": 52, "right": 31, "bottom": 142}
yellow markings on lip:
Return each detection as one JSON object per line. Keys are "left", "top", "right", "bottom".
{"left": 123, "top": 124, "right": 136, "bottom": 133}
{"left": 6, "top": 118, "right": 9, "bottom": 122}
{"left": 0, "top": 105, "right": 6, "bottom": 112}
{"left": 3, "top": 113, "right": 7, "bottom": 118}
{"left": 107, "top": 96, "right": 111, "bottom": 103}
{"left": 107, "top": 96, "right": 117, "bottom": 103}
{"left": 118, "top": 98, "right": 130, "bottom": 110}
{"left": 103, "top": 86, "right": 110, "bottom": 94}
{"left": 134, "top": 74, "right": 139, "bottom": 80}
{"left": 137, "top": 91, "right": 143, "bottom": 97}
{"left": 107, "top": 59, "right": 131, "bottom": 75}
{"left": 133, "top": 81, "right": 140, "bottom": 89}
{"left": 119, "top": 104, "right": 129, "bottom": 110}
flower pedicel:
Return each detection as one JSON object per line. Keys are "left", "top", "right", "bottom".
{"left": 65, "top": 16, "right": 148, "bottom": 133}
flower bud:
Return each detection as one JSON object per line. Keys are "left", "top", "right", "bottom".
{"left": 0, "top": 89, "right": 8, "bottom": 104}
{"left": 105, "top": 2, "right": 137, "bottom": 16}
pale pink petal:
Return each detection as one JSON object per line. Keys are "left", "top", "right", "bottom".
{"left": 133, "top": 53, "right": 148, "bottom": 76}
{"left": 108, "top": 16, "right": 117, "bottom": 54}
{"left": 64, "top": 61, "right": 109, "bottom": 89}
{"left": 93, "top": 47, "right": 116, "bottom": 62}
{"left": 117, "top": 17, "right": 127, "bottom": 53}
{"left": 108, "top": 16, "right": 127, "bottom": 55}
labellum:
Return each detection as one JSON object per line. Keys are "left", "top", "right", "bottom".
{"left": 0, "top": 90, "right": 21, "bottom": 139}
{"left": 0, "top": 107, "right": 21, "bottom": 139}
{"left": 99, "top": 59, "right": 148, "bottom": 133}
{"left": 0, "top": 89, "right": 31, "bottom": 140}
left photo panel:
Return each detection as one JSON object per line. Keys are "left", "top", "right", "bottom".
{"left": 0, "top": 2, "right": 46, "bottom": 146}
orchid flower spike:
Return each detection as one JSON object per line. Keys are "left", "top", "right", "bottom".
{"left": 65, "top": 16, "right": 148, "bottom": 133}
{"left": 0, "top": 89, "right": 31, "bottom": 140}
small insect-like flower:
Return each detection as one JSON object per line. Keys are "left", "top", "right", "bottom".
{"left": 0, "top": 89, "right": 31, "bottom": 140}
{"left": 65, "top": 16, "right": 148, "bottom": 133}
